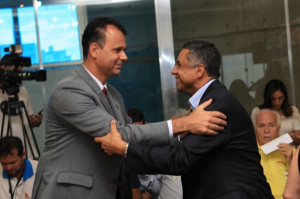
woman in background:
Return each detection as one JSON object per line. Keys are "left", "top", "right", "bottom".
{"left": 251, "top": 79, "right": 300, "bottom": 146}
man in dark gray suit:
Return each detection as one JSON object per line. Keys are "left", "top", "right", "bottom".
{"left": 32, "top": 17, "right": 226, "bottom": 199}
{"left": 96, "top": 39, "right": 274, "bottom": 199}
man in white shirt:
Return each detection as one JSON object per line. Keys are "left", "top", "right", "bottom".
{"left": 0, "top": 136, "right": 38, "bottom": 199}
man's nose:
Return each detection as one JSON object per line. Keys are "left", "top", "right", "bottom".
{"left": 264, "top": 126, "right": 269, "bottom": 133}
{"left": 120, "top": 51, "right": 128, "bottom": 61}
{"left": 4, "top": 164, "right": 13, "bottom": 171}
{"left": 171, "top": 66, "right": 177, "bottom": 75}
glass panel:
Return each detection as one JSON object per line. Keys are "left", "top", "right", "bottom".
{"left": 16, "top": 4, "right": 81, "bottom": 65}
{"left": 0, "top": 8, "right": 15, "bottom": 57}
{"left": 36, "top": 4, "right": 81, "bottom": 64}
{"left": 289, "top": 0, "right": 300, "bottom": 107}
{"left": 1, "top": 3, "right": 81, "bottom": 66}
{"left": 17, "top": 7, "right": 39, "bottom": 65}
{"left": 171, "top": 0, "right": 290, "bottom": 115}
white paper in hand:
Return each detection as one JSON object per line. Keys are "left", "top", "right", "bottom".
{"left": 260, "top": 133, "right": 293, "bottom": 155}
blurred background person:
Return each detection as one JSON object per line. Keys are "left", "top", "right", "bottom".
{"left": 0, "top": 56, "right": 43, "bottom": 160}
{"left": 0, "top": 136, "right": 38, "bottom": 199}
{"left": 249, "top": 61, "right": 284, "bottom": 105}
{"left": 283, "top": 146, "right": 300, "bottom": 199}
{"left": 229, "top": 79, "right": 255, "bottom": 115}
{"left": 127, "top": 108, "right": 163, "bottom": 199}
{"left": 251, "top": 79, "right": 300, "bottom": 146}
{"left": 253, "top": 109, "right": 294, "bottom": 199}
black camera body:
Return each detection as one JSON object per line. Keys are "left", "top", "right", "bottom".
{"left": 0, "top": 44, "right": 46, "bottom": 96}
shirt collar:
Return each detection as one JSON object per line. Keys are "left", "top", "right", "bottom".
{"left": 188, "top": 79, "right": 215, "bottom": 110}
{"left": 82, "top": 64, "right": 107, "bottom": 90}
{"left": 2, "top": 159, "right": 34, "bottom": 181}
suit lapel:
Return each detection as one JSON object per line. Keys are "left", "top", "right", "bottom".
{"left": 76, "top": 65, "right": 115, "bottom": 116}
{"left": 100, "top": 93, "right": 115, "bottom": 116}
{"left": 107, "top": 85, "right": 125, "bottom": 123}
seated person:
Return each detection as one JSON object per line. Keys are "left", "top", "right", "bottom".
{"left": 0, "top": 136, "right": 38, "bottom": 199}
{"left": 253, "top": 108, "right": 294, "bottom": 199}
{"left": 251, "top": 79, "right": 300, "bottom": 146}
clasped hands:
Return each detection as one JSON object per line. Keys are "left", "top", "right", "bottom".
{"left": 94, "top": 98, "right": 227, "bottom": 156}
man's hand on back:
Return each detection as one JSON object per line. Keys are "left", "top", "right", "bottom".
{"left": 172, "top": 99, "right": 226, "bottom": 136}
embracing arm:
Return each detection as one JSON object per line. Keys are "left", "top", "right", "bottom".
{"left": 51, "top": 82, "right": 169, "bottom": 145}
{"left": 120, "top": 99, "right": 227, "bottom": 144}
{"left": 94, "top": 96, "right": 229, "bottom": 165}
{"left": 55, "top": 80, "right": 226, "bottom": 146}
{"left": 95, "top": 120, "right": 230, "bottom": 175}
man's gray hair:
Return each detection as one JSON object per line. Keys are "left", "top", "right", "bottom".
{"left": 253, "top": 108, "right": 281, "bottom": 128}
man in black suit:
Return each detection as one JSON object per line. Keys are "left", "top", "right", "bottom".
{"left": 95, "top": 39, "right": 274, "bottom": 199}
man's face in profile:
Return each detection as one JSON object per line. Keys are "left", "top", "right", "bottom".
{"left": 171, "top": 49, "right": 200, "bottom": 96}
{"left": 95, "top": 25, "right": 128, "bottom": 79}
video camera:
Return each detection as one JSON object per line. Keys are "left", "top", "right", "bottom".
{"left": 0, "top": 44, "right": 46, "bottom": 97}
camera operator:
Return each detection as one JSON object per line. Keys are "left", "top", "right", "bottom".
{"left": 0, "top": 57, "right": 43, "bottom": 159}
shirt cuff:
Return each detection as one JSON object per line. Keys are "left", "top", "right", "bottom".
{"left": 124, "top": 143, "right": 129, "bottom": 158}
{"left": 167, "top": 120, "right": 173, "bottom": 139}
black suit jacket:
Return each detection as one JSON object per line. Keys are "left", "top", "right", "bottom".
{"left": 125, "top": 80, "right": 274, "bottom": 199}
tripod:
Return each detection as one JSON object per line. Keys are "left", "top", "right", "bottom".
{"left": 1, "top": 95, "right": 40, "bottom": 160}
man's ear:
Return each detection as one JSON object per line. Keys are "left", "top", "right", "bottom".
{"left": 196, "top": 64, "right": 205, "bottom": 77}
{"left": 89, "top": 43, "right": 99, "bottom": 58}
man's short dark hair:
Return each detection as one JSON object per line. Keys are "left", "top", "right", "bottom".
{"left": 0, "top": 136, "right": 23, "bottom": 157}
{"left": 183, "top": 39, "right": 221, "bottom": 78}
{"left": 127, "top": 108, "right": 145, "bottom": 124}
{"left": 81, "top": 17, "right": 127, "bottom": 59}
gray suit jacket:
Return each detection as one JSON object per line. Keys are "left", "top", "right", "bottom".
{"left": 32, "top": 65, "right": 169, "bottom": 199}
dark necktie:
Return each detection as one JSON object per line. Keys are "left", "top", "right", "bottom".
{"left": 102, "top": 87, "right": 108, "bottom": 98}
